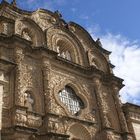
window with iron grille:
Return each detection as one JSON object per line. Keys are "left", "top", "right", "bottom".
{"left": 58, "top": 86, "right": 84, "bottom": 115}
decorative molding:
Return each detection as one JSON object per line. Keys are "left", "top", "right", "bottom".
{"left": 14, "top": 109, "right": 42, "bottom": 128}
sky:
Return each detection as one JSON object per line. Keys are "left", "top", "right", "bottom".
{"left": 2, "top": 0, "right": 140, "bottom": 105}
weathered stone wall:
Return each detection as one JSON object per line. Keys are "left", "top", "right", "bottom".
{"left": 0, "top": 1, "right": 139, "bottom": 140}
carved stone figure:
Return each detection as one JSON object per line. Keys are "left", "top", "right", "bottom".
{"left": 22, "top": 30, "right": 32, "bottom": 41}
{"left": 24, "top": 91, "right": 34, "bottom": 111}
{"left": 56, "top": 46, "right": 60, "bottom": 56}
{"left": 87, "top": 50, "right": 98, "bottom": 68}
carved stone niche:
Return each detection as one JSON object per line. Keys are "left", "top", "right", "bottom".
{"left": 14, "top": 108, "right": 42, "bottom": 129}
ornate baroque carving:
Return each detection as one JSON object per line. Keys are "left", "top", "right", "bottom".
{"left": 83, "top": 112, "right": 95, "bottom": 122}
{"left": 14, "top": 47, "right": 25, "bottom": 106}
{"left": 93, "top": 77, "right": 112, "bottom": 128}
{"left": 48, "top": 117, "right": 68, "bottom": 134}
{"left": 15, "top": 110, "right": 42, "bottom": 128}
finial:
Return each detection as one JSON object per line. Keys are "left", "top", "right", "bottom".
{"left": 96, "top": 38, "right": 102, "bottom": 47}
{"left": 54, "top": 10, "right": 62, "bottom": 18}
{"left": 11, "top": 0, "right": 17, "bottom": 7}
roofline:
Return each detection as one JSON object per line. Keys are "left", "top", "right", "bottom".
{"left": 123, "top": 102, "right": 140, "bottom": 108}
{"left": 69, "top": 22, "right": 111, "bottom": 55}
{"left": 0, "top": 0, "right": 32, "bottom": 15}
{"left": 0, "top": 0, "right": 55, "bottom": 16}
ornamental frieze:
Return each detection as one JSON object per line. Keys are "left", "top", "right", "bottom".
{"left": 14, "top": 109, "right": 42, "bottom": 128}
{"left": 47, "top": 117, "right": 68, "bottom": 134}
{"left": 83, "top": 112, "right": 96, "bottom": 122}
{"left": 2, "top": 7, "right": 21, "bottom": 20}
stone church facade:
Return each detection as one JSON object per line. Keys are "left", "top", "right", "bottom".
{"left": 0, "top": 1, "right": 140, "bottom": 140}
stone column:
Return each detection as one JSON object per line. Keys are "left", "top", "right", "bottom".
{"left": 42, "top": 58, "right": 51, "bottom": 113}
{"left": 14, "top": 47, "right": 25, "bottom": 106}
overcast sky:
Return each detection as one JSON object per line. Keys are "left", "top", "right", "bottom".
{"left": 2, "top": 0, "right": 140, "bottom": 105}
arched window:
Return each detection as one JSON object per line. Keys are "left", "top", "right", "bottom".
{"left": 56, "top": 46, "right": 72, "bottom": 61}
{"left": 55, "top": 39, "right": 74, "bottom": 62}
{"left": 58, "top": 86, "right": 84, "bottom": 115}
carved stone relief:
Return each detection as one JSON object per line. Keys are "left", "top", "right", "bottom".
{"left": 106, "top": 133, "right": 115, "bottom": 140}
{"left": 86, "top": 125, "right": 97, "bottom": 138}
{"left": 88, "top": 49, "right": 98, "bottom": 68}
{"left": 31, "top": 12, "right": 56, "bottom": 31}
{"left": 0, "top": 22, "right": 14, "bottom": 35}
{"left": 15, "top": 18, "right": 45, "bottom": 46}
{"left": 15, "top": 109, "right": 42, "bottom": 128}
{"left": 49, "top": 70, "right": 91, "bottom": 117}
{"left": 83, "top": 112, "right": 95, "bottom": 122}
{"left": 48, "top": 117, "right": 68, "bottom": 134}
{"left": 48, "top": 72, "right": 67, "bottom": 115}
{"left": 2, "top": 6, "right": 22, "bottom": 20}
{"left": 22, "top": 30, "right": 32, "bottom": 41}
{"left": 14, "top": 48, "right": 43, "bottom": 114}
{"left": 14, "top": 47, "right": 25, "bottom": 106}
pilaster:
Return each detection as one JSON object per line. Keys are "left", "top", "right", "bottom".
{"left": 111, "top": 81, "right": 134, "bottom": 140}
{"left": 14, "top": 46, "right": 25, "bottom": 106}
{"left": 93, "top": 76, "right": 112, "bottom": 130}
{"left": 42, "top": 57, "right": 51, "bottom": 113}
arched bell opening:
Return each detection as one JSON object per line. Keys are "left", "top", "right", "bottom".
{"left": 56, "top": 39, "right": 76, "bottom": 62}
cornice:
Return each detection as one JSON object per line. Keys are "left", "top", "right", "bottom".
{"left": 0, "top": 16, "right": 15, "bottom": 23}
{"left": 0, "top": 34, "right": 124, "bottom": 84}
{"left": 69, "top": 22, "right": 111, "bottom": 55}
{"left": 0, "top": 57, "right": 16, "bottom": 65}
{"left": 0, "top": 0, "right": 32, "bottom": 15}
{"left": 47, "top": 112, "right": 96, "bottom": 126}
{"left": 0, "top": 58, "right": 16, "bottom": 73}
{"left": 0, "top": 34, "right": 32, "bottom": 46}
{"left": 123, "top": 103, "right": 140, "bottom": 111}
